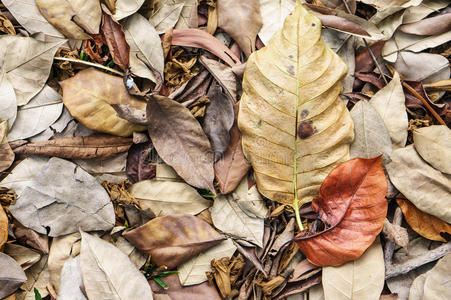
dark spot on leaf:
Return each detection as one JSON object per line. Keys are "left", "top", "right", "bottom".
{"left": 300, "top": 109, "right": 309, "bottom": 118}
{"left": 298, "top": 121, "right": 316, "bottom": 139}
{"left": 289, "top": 55, "right": 294, "bottom": 59}
{"left": 257, "top": 120, "right": 262, "bottom": 126}
{"left": 312, "top": 23, "right": 316, "bottom": 27}
{"left": 287, "top": 65, "right": 295, "bottom": 75}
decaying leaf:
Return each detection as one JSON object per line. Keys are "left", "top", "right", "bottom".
{"left": 258, "top": 0, "right": 296, "bottom": 45}
{"left": 102, "top": 13, "right": 130, "bottom": 71}
{"left": 0, "top": 253, "right": 27, "bottom": 299}
{"left": 295, "top": 157, "right": 387, "bottom": 266}
{"left": 0, "top": 204, "right": 7, "bottom": 251}
{"left": 123, "top": 214, "right": 225, "bottom": 268}
{"left": 126, "top": 142, "right": 156, "bottom": 183}
{"left": 9, "top": 157, "right": 115, "bottom": 236}
{"left": 147, "top": 95, "right": 215, "bottom": 191}
{"left": 80, "top": 231, "right": 154, "bottom": 299}
{"left": 238, "top": 3, "right": 354, "bottom": 209}
{"left": 413, "top": 125, "right": 451, "bottom": 174}
{"left": 60, "top": 68, "right": 147, "bottom": 136}
{"left": 4, "top": 244, "right": 41, "bottom": 272}
{"left": 0, "top": 121, "right": 14, "bottom": 172}
{"left": 394, "top": 52, "right": 449, "bottom": 82}
{"left": 387, "top": 145, "right": 451, "bottom": 223}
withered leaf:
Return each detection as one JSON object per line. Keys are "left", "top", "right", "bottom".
{"left": 102, "top": 13, "right": 130, "bottom": 71}
{"left": 399, "top": 13, "right": 451, "bottom": 36}
{"left": 123, "top": 214, "right": 225, "bottom": 269}
{"left": 150, "top": 274, "right": 221, "bottom": 300}
{"left": 126, "top": 142, "right": 156, "bottom": 183}
{"left": 147, "top": 95, "right": 215, "bottom": 192}
{"left": 0, "top": 121, "right": 14, "bottom": 172}
{"left": 199, "top": 55, "right": 237, "bottom": 103}
{"left": 13, "top": 135, "right": 132, "bottom": 160}
{"left": 413, "top": 125, "right": 451, "bottom": 174}
{"left": 295, "top": 157, "right": 387, "bottom": 267}
{"left": 258, "top": 0, "right": 296, "bottom": 45}
{"left": 0, "top": 253, "right": 27, "bottom": 299}
{"left": 114, "top": 0, "right": 145, "bottom": 20}
{"left": 0, "top": 204, "right": 7, "bottom": 251}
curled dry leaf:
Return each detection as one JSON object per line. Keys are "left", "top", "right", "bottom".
{"left": 123, "top": 214, "right": 225, "bottom": 269}
{"left": 413, "top": 125, "right": 451, "bottom": 174}
{"left": 13, "top": 135, "right": 132, "bottom": 160}
{"left": 36, "top": 0, "right": 101, "bottom": 39}
{"left": 397, "top": 198, "right": 451, "bottom": 243}
{"left": 147, "top": 95, "right": 215, "bottom": 191}
{"left": 80, "top": 231, "right": 154, "bottom": 300}
{"left": 0, "top": 253, "right": 27, "bottom": 299}
{"left": 295, "top": 157, "right": 388, "bottom": 267}
{"left": 238, "top": 3, "right": 354, "bottom": 207}
{"left": 102, "top": 13, "right": 130, "bottom": 71}
{"left": 399, "top": 13, "right": 451, "bottom": 36}
{"left": 0, "top": 121, "right": 14, "bottom": 172}
{"left": 60, "top": 68, "right": 147, "bottom": 137}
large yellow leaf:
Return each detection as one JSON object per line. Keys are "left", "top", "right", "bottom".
{"left": 238, "top": 3, "right": 354, "bottom": 209}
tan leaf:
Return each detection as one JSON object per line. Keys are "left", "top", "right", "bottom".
{"left": 399, "top": 13, "right": 451, "bottom": 36}
{"left": 0, "top": 73, "right": 16, "bottom": 129}
{"left": 0, "top": 121, "right": 14, "bottom": 173}
{"left": 238, "top": 3, "right": 354, "bottom": 208}
{"left": 199, "top": 55, "right": 237, "bottom": 103}
{"left": 0, "top": 205, "right": 7, "bottom": 251}
{"left": 258, "top": 0, "right": 296, "bottom": 45}
{"left": 149, "top": 3, "right": 184, "bottom": 34}
{"left": 114, "top": 0, "right": 145, "bottom": 20}
{"left": 413, "top": 125, "right": 451, "bottom": 174}
{"left": 60, "top": 68, "right": 147, "bottom": 137}
{"left": 0, "top": 253, "right": 27, "bottom": 299}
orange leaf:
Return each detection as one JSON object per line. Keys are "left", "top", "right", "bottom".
{"left": 295, "top": 157, "right": 387, "bottom": 266}
{"left": 397, "top": 198, "right": 451, "bottom": 242}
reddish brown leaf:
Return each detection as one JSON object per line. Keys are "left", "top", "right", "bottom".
{"left": 355, "top": 40, "right": 385, "bottom": 73}
{"left": 399, "top": 13, "right": 451, "bottom": 36}
{"left": 355, "top": 72, "right": 385, "bottom": 89}
{"left": 123, "top": 214, "right": 224, "bottom": 269}
{"left": 125, "top": 142, "right": 156, "bottom": 183}
{"left": 102, "top": 13, "right": 130, "bottom": 71}
{"left": 295, "top": 157, "right": 388, "bottom": 266}
{"left": 150, "top": 274, "right": 221, "bottom": 300}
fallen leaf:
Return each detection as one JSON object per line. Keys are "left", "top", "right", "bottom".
{"left": 234, "top": 176, "right": 268, "bottom": 219}
{"left": 322, "top": 239, "right": 385, "bottom": 300}
{"left": 207, "top": 255, "right": 244, "bottom": 299}
{"left": 9, "top": 157, "right": 115, "bottom": 236}
{"left": 369, "top": 72, "right": 408, "bottom": 149}
{"left": 0, "top": 36, "right": 64, "bottom": 106}
{"left": 114, "top": 0, "right": 145, "bottom": 20}
{"left": 60, "top": 68, "right": 147, "bottom": 136}
{"left": 387, "top": 145, "right": 451, "bottom": 223}
{"left": 80, "top": 231, "right": 154, "bottom": 299}
{"left": 238, "top": 4, "right": 354, "bottom": 207}
{"left": 149, "top": 3, "right": 184, "bottom": 34}
{"left": 12, "top": 221, "right": 49, "bottom": 255}
{"left": 18, "top": 254, "right": 50, "bottom": 300}
{"left": 123, "top": 214, "right": 225, "bottom": 268}
{"left": 0, "top": 10, "right": 14, "bottom": 35}
{"left": 58, "top": 256, "right": 86, "bottom": 300}
{"left": 147, "top": 95, "right": 215, "bottom": 191}
{"left": 403, "top": 0, "right": 449, "bottom": 24}
{"left": 308, "top": 284, "right": 325, "bottom": 300}
{"left": 0, "top": 204, "right": 7, "bottom": 251}
{"left": 129, "top": 179, "right": 211, "bottom": 215}
{"left": 102, "top": 13, "right": 130, "bottom": 71}
{"left": 0, "top": 73, "right": 17, "bottom": 129}
{"left": 350, "top": 100, "right": 392, "bottom": 162}
{"left": 210, "top": 194, "right": 264, "bottom": 247}
{"left": 413, "top": 125, "right": 451, "bottom": 174}
{"left": 13, "top": 135, "right": 132, "bottom": 160}
{"left": 394, "top": 52, "right": 449, "bottom": 82}
{"left": 295, "top": 157, "right": 387, "bottom": 266}
{"left": 124, "top": 13, "right": 164, "bottom": 84}
{"left": 150, "top": 274, "right": 221, "bottom": 300}
{"left": 397, "top": 198, "right": 451, "bottom": 243}
{"left": 217, "top": 0, "right": 263, "bottom": 57}
{"left": 258, "top": 0, "right": 296, "bottom": 45}
{"left": 178, "top": 238, "right": 236, "bottom": 285}
{"left": 355, "top": 41, "right": 385, "bottom": 73}
{"left": 74, "top": 152, "right": 128, "bottom": 174}
{"left": 126, "top": 142, "right": 156, "bottom": 183}
{"left": 36, "top": 0, "right": 101, "bottom": 39}
{"left": 0, "top": 121, "right": 14, "bottom": 172}
{"left": 0, "top": 253, "right": 27, "bottom": 299}
{"left": 199, "top": 55, "right": 237, "bottom": 103}
{"left": 4, "top": 244, "right": 41, "bottom": 271}
{"left": 400, "top": 13, "right": 451, "bottom": 36}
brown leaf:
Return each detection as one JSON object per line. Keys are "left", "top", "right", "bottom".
{"left": 214, "top": 103, "right": 251, "bottom": 194}
{"left": 102, "top": 13, "right": 130, "bottom": 71}
{"left": 12, "top": 221, "right": 49, "bottom": 255}
{"left": 0, "top": 121, "right": 14, "bottom": 172}
{"left": 399, "top": 13, "right": 451, "bottom": 36}
{"left": 295, "top": 157, "right": 388, "bottom": 266}
{"left": 150, "top": 274, "right": 221, "bottom": 300}
{"left": 123, "top": 214, "right": 224, "bottom": 269}
{"left": 355, "top": 40, "right": 385, "bottom": 73}
{"left": 217, "top": 0, "right": 263, "bottom": 57}
{"left": 275, "top": 273, "right": 321, "bottom": 300}
{"left": 397, "top": 198, "right": 451, "bottom": 242}
{"left": 355, "top": 72, "right": 385, "bottom": 89}
{"left": 112, "top": 104, "right": 148, "bottom": 125}
{"left": 0, "top": 205, "right": 7, "bottom": 251}
{"left": 199, "top": 55, "right": 237, "bottom": 103}
{"left": 147, "top": 95, "right": 215, "bottom": 192}
{"left": 126, "top": 142, "right": 156, "bottom": 184}
{"left": 12, "top": 135, "right": 132, "bottom": 160}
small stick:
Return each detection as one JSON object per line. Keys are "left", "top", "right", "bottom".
{"left": 384, "top": 207, "right": 403, "bottom": 265}
{"left": 54, "top": 57, "right": 124, "bottom": 76}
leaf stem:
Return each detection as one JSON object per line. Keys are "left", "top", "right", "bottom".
{"left": 53, "top": 57, "right": 124, "bottom": 76}
{"left": 293, "top": 199, "right": 304, "bottom": 231}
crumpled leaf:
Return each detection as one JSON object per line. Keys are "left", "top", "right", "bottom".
{"left": 322, "top": 239, "right": 385, "bottom": 300}
{"left": 0, "top": 36, "right": 64, "bottom": 106}
{"left": 7, "top": 85, "right": 63, "bottom": 141}
{"left": 58, "top": 256, "right": 87, "bottom": 300}
{"left": 295, "top": 157, "right": 387, "bottom": 266}
{"left": 258, "top": 0, "right": 296, "bottom": 45}
{"left": 0, "top": 121, "right": 14, "bottom": 172}
{"left": 217, "top": 0, "right": 263, "bottom": 57}
{"left": 149, "top": 3, "right": 184, "bottom": 34}
{"left": 178, "top": 238, "right": 236, "bottom": 286}
{"left": 9, "top": 157, "right": 115, "bottom": 236}
{"left": 147, "top": 95, "right": 215, "bottom": 191}
{"left": 210, "top": 194, "right": 264, "bottom": 247}
{"left": 150, "top": 274, "right": 221, "bottom": 300}
{"left": 36, "top": 0, "right": 101, "bottom": 39}
{"left": 0, "top": 73, "right": 17, "bottom": 129}
{"left": 397, "top": 198, "right": 451, "bottom": 243}
{"left": 114, "top": 0, "right": 145, "bottom": 20}
{"left": 413, "top": 125, "right": 451, "bottom": 174}
{"left": 0, "top": 10, "right": 14, "bottom": 35}
{"left": 0, "top": 204, "right": 7, "bottom": 251}
{"left": 80, "top": 231, "right": 154, "bottom": 299}
{"left": 13, "top": 135, "right": 132, "bottom": 160}
{"left": 60, "top": 68, "right": 147, "bottom": 137}
{"left": 400, "top": 13, "right": 451, "bottom": 36}
{"left": 387, "top": 145, "right": 451, "bottom": 223}
{"left": 102, "top": 13, "right": 130, "bottom": 71}
{"left": 0, "top": 253, "right": 27, "bottom": 299}
{"left": 369, "top": 71, "right": 408, "bottom": 149}
{"left": 123, "top": 214, "right": 225, "bottom": 269}
{"left": 238, "top": 4, "right": 354, "bottom": 206}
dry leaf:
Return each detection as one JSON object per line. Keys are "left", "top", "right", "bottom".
{"left": 387, "top": 145, "right": 451, "bottom": 223}
{"left": 0, "top": 121, "right": 14, "bottom": 172}
{"left": 238, "top": 3, "right": 354, "bottom": 207}
{"left": 36, "top": 0, "right": 101, "bottom": 39}
{"left": 0, "top": 253, "right": 27, "bottom": 299}
{"left": 123, "top": 214, "right": 225, "bottom": 268}
{"left": 17, "top": 254, "right": 50, "bottom": 300}
{"left": 394, "top": 52, "right": 449, "bottom": 82}
{"left": 126, "top": 142, "right": 156, "bottom": 183}
{"left": 114, "top": 0, "right": 145, "bottom": 20}
{"left": 413, "top": 125, "right": 451, "bottom": 174}
{"left": 0, "top": 204, "right": 7, "bottom": 251}
{"left": 60, "top": 68, "right": 147, "bottom": 136}
{"left": 58, "top": 256, "right": 86, "bottom": 300}
{"left": 399, "top": 13, "right": 451, "bottom": 36}
{"left": 102, "top": 13, "right": 130, "bottom": 71}
{"left": 150, "top": 274, "right": 221, "bottom": 300}
{"left": 258, "top": 0, "right": 296, "bottom": 45}
{"left": 149, "top": 3, "right": 184, "bottom": 34}
{"left": 80, "top": 231, "right": 154, "bottom": 299}
{"left": 0, "top": 73, "right": 17, "bottom": 129}
{"left": 199, "top": 55, "right": 237, "bottom": 103}
{"left": 147, "top": 95, "right": 215, "bottom": 191}
{"left": 234, "top": 176, "right": 268, "bottom": 219}
{"left": 397, "top": 198, "right": 451, "bottom": 243}
{"left": 295, "top": 157, "right": 387, "bottom": 266}
{"left": 4, "top": 244, "right": 41, "bottom": 271}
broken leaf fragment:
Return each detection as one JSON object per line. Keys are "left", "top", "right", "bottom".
{"left": 0, "top": 253, "right": 27, "bottom": 299}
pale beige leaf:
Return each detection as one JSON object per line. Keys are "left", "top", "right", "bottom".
{"left": 403, "top": 0, "right": 450, "bottom": 24}
{"left": 149, "top": 3, "right": 184, "bottom": 34}
{"left": 234, "top": 176, "right": 268, "bottom": 219}
{"left": 359, "top": 0, "right": 421, "bottom": 10}
{"left": 413, "top": 125, "right": 451, "bottom": 174}
{"left": 369, "top": 72, "right": 408, "bottom": 149}
{"left": 322, "top": 239, "right": 384, "bottom": 300}
{"left": 4, "top": 244, "right": 41, "bottom": 271}
{"left": 0, "top": 121, "right": 14, "bottom": 172}
{"left": 178, "top": 239, "right": 236, "bottom": 286}
{"left": 394, "top": 52, "right": 450, "bottom": 82}
{"left": 172, "top": 0, "right": 198, "bottom": 29}
{"left": 309, "top": 284, "right": 325, "bottom": 300}
{"left": 387, "top": 145, "right": 451, "bottom": 223}
{"left": 129, "top": 180, "right": 211, "bottom": 215}
{"left": 74, "top": 152, "right": 127, "bottom": 174}
{"left": 0, "top": 73, "right": 16, "bottom": 129}
{"left": 258, "top": 0, "right": 296, "bottom": 45}
{"left": 17, "top": 255, "right": 49, "bottom": 300}
{"left": 58, "top": 256, "right": 86, "bottom": 300}
{"left": 0, "top": 36, "right": 64, "bottom": 105}
{"left": 114, "top": 0, "right": 145, "bottom": 20}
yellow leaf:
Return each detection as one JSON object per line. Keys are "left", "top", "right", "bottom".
{"left": 238, "top": 3, "right": 354, "bottom": 211}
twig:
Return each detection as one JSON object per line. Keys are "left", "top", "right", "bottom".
{"left": 54, "top": 57, "right": 124, "bottom": 76}
{"left": 384, "top": 207, "right": 403, "bottom": 265}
